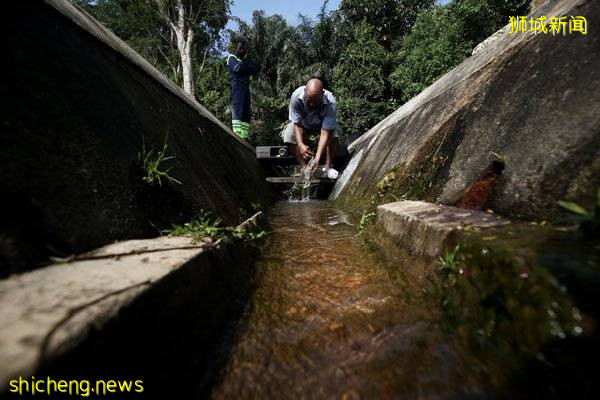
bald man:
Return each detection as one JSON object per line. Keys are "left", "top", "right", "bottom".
{"left": 281, "top": 78, "right": 339, "bottom": 173}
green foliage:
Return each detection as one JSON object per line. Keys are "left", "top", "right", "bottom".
{"left": 251, "top": 96, "right": 288, "bottom": 145}
{"left": 390, "top": 0, "right": 530, "bottom": 102}
{"left": 558, "top": 201, "right": 593, "bottom": 219}
{"left": 167, "top": 210, "right": 225, "bottom": 239}
{"left": 233, "top": 11, "right": 293, "bottom": 85}
{"left": 453, "top": 0, "right": 530, "bottom": 44}
{"left": 74, "top": 0, "right": 175, "bottom": 78}
{"left": 334, "top": 24, "right": 387, "bottom": 99}
{"left": 337, "top": 97, "right": 399, "bottom": 139}
{"left": 340, "top": 0, "right": 434, "bottom": 47}
{"left": 333, "top": 23, "right": 398, "bottom": 136}
{"left": 73, "top": 0, "right": 231, "bottom": 92}
{"left": 167, "top": 210, "right": 269, "bottom": 242}
{"left": 241, "top": 230, "right": 269, "bottom": 241}
{"left": 439, "top": 246, "right": 461, "bottom": 273}
{"left": 357, "top": 210, "right": 376, "bottom": 236}
{"left": 79, "top": 0, "right": 532, "bottom": 145}
{"left": 140, "top": 134, "right": 181, "bottom": 186}
{"left": 390, "top": 6, "right": 472, "bottom": 102}
{"left": 196, "top": 58, "right": 231, "bottom": 123}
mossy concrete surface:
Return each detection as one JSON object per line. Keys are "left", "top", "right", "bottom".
{"left": 0, "top": 212, "right": 267, "bottom": 398}
{"left": 334, "top": 0, "right": 600, "bottom": 222}
{"left": 365, "top": 202, "right": 600, "bottom": 397}
{"left": 0, "top": 0, "right": 275, "bottom": 277}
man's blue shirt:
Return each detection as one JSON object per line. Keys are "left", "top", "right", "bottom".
{"left": 288, "top": 86, "right": 337, "bottom": 131}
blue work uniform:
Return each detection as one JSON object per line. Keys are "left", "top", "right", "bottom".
{"left": 227, "top": 54, "right": 255, "bottom": 139}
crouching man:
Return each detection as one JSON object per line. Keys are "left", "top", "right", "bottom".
{"left": 281, "top": 78, "right": 339, "bottom": 177}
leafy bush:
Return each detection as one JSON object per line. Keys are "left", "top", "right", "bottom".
{"left": 196, "top": 58, "right": 231, "bottom": 123}
{"left": 334, "top": 23, "right": 398, "bottom": 137}
{"left": 339, "top": 0, "right": 434, "bottom": 48}
{"left": 250, "top": 95, "right": 288, "bottom": 146}
{"left": 390, "top": 6, "right": 472, "bottom": 102}
{"left": 390, "top": 0, "right": 530, "bottom": 103}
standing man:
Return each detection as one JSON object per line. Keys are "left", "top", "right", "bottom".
{"left": 282, "top": 78, "right": 339, "bottom": 175}
{"left": 227, "top": 41, "right": 255, "bottom": 140}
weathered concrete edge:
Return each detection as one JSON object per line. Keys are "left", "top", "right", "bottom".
{"left": 0, "top": 212, "right": 266, "bottom": 392}
{"left": 375, "top": 201, "right": 510, "bottom": 259}
{"left": 44, "top": 0, "right": 253, "bottom": 153}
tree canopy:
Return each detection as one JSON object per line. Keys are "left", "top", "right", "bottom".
{"left": 74, "top": 0, "right": 530, "bottom": 145}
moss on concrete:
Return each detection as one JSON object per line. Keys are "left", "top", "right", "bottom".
{"left": 436, "top": 228, "right": 585, "bottom": 353}
{"left": 360, "top": 216, "right": 600, "bottom": 395}
{"left": 339, "top": 115, "right": 460, "bottom": 234}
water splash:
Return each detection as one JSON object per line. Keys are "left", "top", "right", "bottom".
{"left": 287, "top": 157, "right": 315, "bottom": 202}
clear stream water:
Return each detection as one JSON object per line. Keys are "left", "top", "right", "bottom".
{"left": 286, "top": 158, "right": 317, "bottom": 202}
{"left": 210, "top": 201, "right": 499, "bottom": 399}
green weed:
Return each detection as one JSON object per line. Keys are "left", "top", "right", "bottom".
{"left": 357, "top": 210, "right": 376, "bottom": 236}
{"left": 140, "top": 133, "right": 181, "bottom": 186}
{"left": 166, "top": 210, "right": 226, "bottom": 239}
{"left": 439, "top": 245, "right": 461, "bottom": 273}
{"left": 166, "top": 210, "right": 268, "bottom": 243}
{"left": 558, "top": 188, "right": 600, "bottom": 238}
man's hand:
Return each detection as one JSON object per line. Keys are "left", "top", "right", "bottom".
{"left": 298, "top": 143, "right": 314, "bottom": 160}
{"left": 312, "top": 129, "right": 330, "bottom": 171}
{"left": 311, "top": 157, "right": 320, "bottom": 172}
{"left": 293, "top": 124, "right": 313, "bottom": 161}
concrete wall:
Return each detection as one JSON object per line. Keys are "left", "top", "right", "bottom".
{"left": 0, "top": 0, "right": 275, "bottom": 276}
{"left": 333, "top": 0, "right": 599, "bottom": 222}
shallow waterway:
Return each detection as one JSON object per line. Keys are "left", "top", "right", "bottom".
{"left": 210, "top": 201, "right": 499, "bottom": 399}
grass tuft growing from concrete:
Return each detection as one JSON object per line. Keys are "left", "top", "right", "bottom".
{"left": 438, "top": 245, "right": 461, "bottom": 273}
{"left": 166, "top": 211, "right": 268, "bottom": 243}
{"left": 140, "top": 133, "right": 181, "bottom": 186}
{"left": 356, "top": 210, "right": 376, "bottom": 236}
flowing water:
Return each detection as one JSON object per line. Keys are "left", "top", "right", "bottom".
{"left": 210, "top": 201, "right": 497, "bottom": 399}
{"left": 287, "top": 158, "right": 316, "bottom": 202}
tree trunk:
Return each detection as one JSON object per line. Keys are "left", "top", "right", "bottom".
{"left": 180, "top": 27, "right": 194, "bottom": 97}
{"left": 160, "top": 0, "right": 195, "bottom": 98}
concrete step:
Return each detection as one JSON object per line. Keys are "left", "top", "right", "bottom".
{"left": 0, "top": 213, "right": 265, "bottom": 396}
{"left": 376, "top": 201, "right": 510, "bottom": 258}
{"left": 266, "top": 177, "right": 334, "bottom": 184}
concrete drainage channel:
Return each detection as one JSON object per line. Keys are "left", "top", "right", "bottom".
{"left": 1, "top": 201, "right": 599, "bottom": 398}
{"left": 3, "top": 0, "right": 599, "bottom": 397}
{"left": 0, "top": 213, "right": 267, "bottom": 398}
